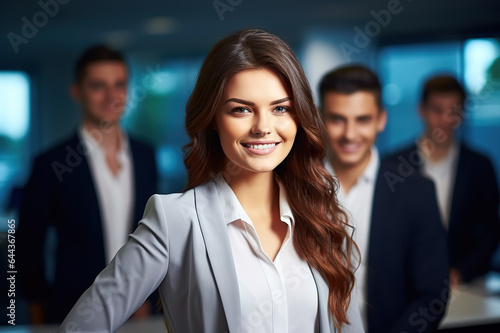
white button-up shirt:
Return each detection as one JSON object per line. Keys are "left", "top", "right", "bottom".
{"left": 80, "top": 127, "right": 134, "bottom": 264}
{"left": 214, "top": 174, "right": 319, "bottom": 333}
{"left": 419, "top": 140, "right": 459, "bottom": 228}
{"left": 325, "top": 146, "right": 380, "bottom": 330}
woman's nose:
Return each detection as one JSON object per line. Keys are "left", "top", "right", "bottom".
{"left": 252, "top": 112, "right": 271, "bottom": 135}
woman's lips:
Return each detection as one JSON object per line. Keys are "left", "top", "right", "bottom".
{"left": 241, "top": 142, "right": 279, "bottom": 155}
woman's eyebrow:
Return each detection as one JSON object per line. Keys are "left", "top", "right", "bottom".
{"left": 224, "top": 98, "right": 255, "bottom": 106}
{"left": 223, "top": 97, "right": 291, "bottom": 106}
{"left": 270, "top": 97, "right": 291, "bottom": 105}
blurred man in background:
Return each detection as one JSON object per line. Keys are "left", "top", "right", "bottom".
{"left": 387, "top": 75, "right": 500, "bottom": 285}
{"left": 18, "top": 46, "right": 158, "bottom": 323}
{"left": 320, "top": 65, "right": 449, "bottom": 332}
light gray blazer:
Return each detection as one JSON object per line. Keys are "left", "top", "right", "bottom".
{"left": 59, "top": 180, "right": 364, "bottom": 333}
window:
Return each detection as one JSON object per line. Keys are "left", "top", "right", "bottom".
{"left": 378, "top": 41, "right": 462, "bottom": 153}
{"left": 463, "top": 39, "right": 500, "bottom": 179}
{"left": 121, "top": 58, "right": 203, "bottom": 193}
{"left": 0, "top": 71, "right": 30, "bottom": 230}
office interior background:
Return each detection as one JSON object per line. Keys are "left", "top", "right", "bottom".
{"left": 1, "top": 0, "right": 500, "bottom": 325}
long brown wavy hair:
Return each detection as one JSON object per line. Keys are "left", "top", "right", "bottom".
{"left": 184, "top": 29, "right": 358, "bottom": 331}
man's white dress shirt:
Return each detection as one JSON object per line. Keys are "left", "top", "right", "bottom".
{"left": 419, "top": 140, "right": 459, "bottom": 228}
{"left": 325, "top": 147, "right": 380, "bottom": 330}
{"left": 80, "top": 127, "right": 134, "bottom": 263}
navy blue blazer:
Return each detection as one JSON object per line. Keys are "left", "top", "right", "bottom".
{"left": 17, "top": 132, "right": 157, "bottom": 323}
{"left": 365, "top": 160, "right": 449, "bottom": 333}
{"left": 387, "top": 143, "right": 500, "bottom": 282}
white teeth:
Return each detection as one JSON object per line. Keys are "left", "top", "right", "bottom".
{"left": 246, "top": 143, "right": 276, "bottom": 149}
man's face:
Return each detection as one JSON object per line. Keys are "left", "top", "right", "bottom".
{"left": 419, "top": 92, "right": 464, "bottom": 143}
{"left": 322, "top": 91, "right": 386, "bottom": 169}
{"left": 72, "top": 61, "right": 127, "bottom": 125}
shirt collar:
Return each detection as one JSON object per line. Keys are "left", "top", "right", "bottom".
{"left": 418, "top": 137, "right": 459, "bottom": 167}
{"left": 79, "top": 125, "right": 130, "bottom": 156}
{"left": 362, "top": 146, "right": 380, "bottom": 183}
{"left": 213, "top": 173, "right": 295, "bottom": 227}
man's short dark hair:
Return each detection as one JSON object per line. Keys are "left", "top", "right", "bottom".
{"left": 318, "top": 64, "right": 382, "bottom": 109}
{"left": 74, "top": 45, "right": 126, "bottom": 83}
{"left": 421, "top": 75, "right": 466, "bottom": 106}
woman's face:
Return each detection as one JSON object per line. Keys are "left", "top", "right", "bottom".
{"left": 214, "top": 68, "right": 298, "bottom": 178}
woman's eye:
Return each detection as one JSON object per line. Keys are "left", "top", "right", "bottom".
{"left": 274, "top": 106, "right": 289, "bottom": 113}
{"left": 231, "top": 107, "right": 251, "bottom": 114}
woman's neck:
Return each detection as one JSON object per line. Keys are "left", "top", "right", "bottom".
{"left": 224, "top": 168, "right": 285, "bottom": 261}
{"left": 223, "top": 170, "right": 278, "bottom": 222}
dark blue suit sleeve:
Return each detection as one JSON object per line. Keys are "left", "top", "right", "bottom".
{"left": 148, "top": 145, "right": 158, "bottom": 194}
{"left": 17, "top": 155, "right": 56, "bottom": 302}
{"left": 457, "top": 158, "right": 500, "bottom": 281}
{"left": 389, "top": 180, "right": 449, "bottom": 333}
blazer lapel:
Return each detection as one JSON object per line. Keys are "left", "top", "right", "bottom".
{"left": 312, "top": 267, "right": 333, "bottom": 333}
{"left": 449, "top": 145, "right": 468, "bottom": 228}
{"left": 129, "top": 138, "right": 143, "bottom": 228}
{"left": 66, "top": 133, "right": 106, "bottom": 266}
{"left": 65, "top": 134, "right": 103, "bottom": 229}
{"left": 194, "top": 181, "right": 242, "bottom": 332}
{"left": 409, "top": 143, "right": 423, "bottom": 173}
{"left": 368, "top": 167, "right": 387, "bottom": 255}
{"left": 68, "top": 132, "right": 103, "bottom": 225}
{"left": 366, "top": 168, "right": 385, "bottom": 329}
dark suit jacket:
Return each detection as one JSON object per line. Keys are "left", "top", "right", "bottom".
{"left": 17, "top": 132, "right": 157, "bottom": 323}
{"left": 366, "top": 160, "right": 449, "bottom": 333}
{"left": 387, "top": 143, "right": 500, "bottom": 282}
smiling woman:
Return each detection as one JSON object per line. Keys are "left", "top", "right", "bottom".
{"left": 59, "top": 29, "right": 363, "bottom": 333}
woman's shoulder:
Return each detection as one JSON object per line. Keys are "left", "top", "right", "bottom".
{"left": 148, "top": 180, "right": 218, "bottom": 212}
{"left": 149, "top": 190, "right": 195, "bottom": 211}
{"left": 139, "top": 181, "right": 218, "bottom": 237}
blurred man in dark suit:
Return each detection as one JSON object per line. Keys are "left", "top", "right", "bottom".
{"left": 320, "top": 65, "right": 449, "bottom": 333}
{"left": 387, "top": 75, "right": 500, "bottom": 285}
{"left": 18, "top": 46, "right": 158, "bottom": 323}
